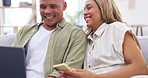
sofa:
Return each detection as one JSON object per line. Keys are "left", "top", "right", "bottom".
{"left": 0, "top": 35, "right": 15, "bottom": 46}
{"left": 0, "top": 35, "right": 148, "bottom": 77}
{"left": 137, "top": 36, "right": 148, "bottom": 65}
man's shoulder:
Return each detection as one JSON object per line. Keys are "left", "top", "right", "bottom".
{"left": 16, "top": 23, "right": 39, "bottom": 36}
{"left": 61, "top": 23, "right": 86, "bottom": 38}
{"left": 64, "top": 25, "right": 85, "bottom": 35}
{"left": 19, "top": 23, "right": 39, "bottom": 33}
{"left": 64, "top": 22, "right": 83, "bottom": 31}
{"left": 23, "top": 23, "right": 39, "bottom": 29}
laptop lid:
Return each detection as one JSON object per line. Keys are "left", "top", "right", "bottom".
{"left": 0, "top": 46, "right": 26, "bottom": 78}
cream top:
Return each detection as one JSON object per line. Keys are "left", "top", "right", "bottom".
{"left": 84, "top": 22, "right": 131, "bottom": 74}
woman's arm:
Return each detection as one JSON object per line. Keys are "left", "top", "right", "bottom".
{"left": 97, "top": 31, "right": 148, "bottom": 78}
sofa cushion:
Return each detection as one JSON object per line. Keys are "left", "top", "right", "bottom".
{"left": 137, "top": 36, "right": 148, "bottom": 65}
{"left": 0, "top": 35, "right": 15, "bottom": 46}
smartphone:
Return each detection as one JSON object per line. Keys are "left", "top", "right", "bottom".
{"left": 53, "top": 63, "right": 71, "bottom": 72}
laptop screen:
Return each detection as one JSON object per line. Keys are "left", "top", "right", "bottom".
{"left": 0, "top": 46, "right": 26, "bottom": 78}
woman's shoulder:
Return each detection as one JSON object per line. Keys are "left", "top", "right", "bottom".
{"left": 109, "top": 22, "right": 130, "bottom": 32}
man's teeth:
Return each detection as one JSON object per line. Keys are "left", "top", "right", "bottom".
{"left": 45, "top": 15, "right": 54, "bottom": 18}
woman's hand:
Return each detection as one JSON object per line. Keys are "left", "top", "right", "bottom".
{"left": 60, "top": 69, "right": 97, "bottom": 78}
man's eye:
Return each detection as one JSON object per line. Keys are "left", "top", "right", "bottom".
{"left": 40, "top": 6, "right": 46, "bottom": 9}
{"left": 50, "top": 5, "right": 58, "bottom": 9}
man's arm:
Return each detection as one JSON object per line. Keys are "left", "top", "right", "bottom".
{"left": 49, "top": 29, "right": 87, "bottom": 78}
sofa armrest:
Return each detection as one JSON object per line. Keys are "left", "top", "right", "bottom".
{"left": 0, "top": 35, "right": 15, "bottom": 46}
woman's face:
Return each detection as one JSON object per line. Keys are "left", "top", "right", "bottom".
{"left": 84, "top": 0, "right": 104, "bottom": 30}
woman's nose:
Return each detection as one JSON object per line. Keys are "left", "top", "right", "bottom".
{"left": 83, "top": 9, "right": 88, "bottom": 16}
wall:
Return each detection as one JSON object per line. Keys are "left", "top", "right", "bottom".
{"left": 114, "top": 0, "right": 148, "bottom": 36}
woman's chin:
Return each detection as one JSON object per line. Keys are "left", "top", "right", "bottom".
{"left": 86, "top": 24, "right": 92, "bottom": 28}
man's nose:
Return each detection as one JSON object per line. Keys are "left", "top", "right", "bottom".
{"left": 44, "top": 7, "right": 52, "bottom": 13}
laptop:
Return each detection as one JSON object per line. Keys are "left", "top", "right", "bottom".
{"left": 0, "top": 46, "right": 26, "bottom": 78}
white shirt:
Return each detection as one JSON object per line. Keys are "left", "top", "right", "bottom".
{"left": 26, "top": 26, "right": 54, "bottom": 78}
{"left": 84, "top": 22, "right": 131, "bottom": 74}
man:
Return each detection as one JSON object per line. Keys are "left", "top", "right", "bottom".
{"left": 12, "top": 0, "right": 87, "bottom": 78}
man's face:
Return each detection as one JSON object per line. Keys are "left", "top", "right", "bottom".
{"left": 40, "top": 0, "right": 67, "bottom": 29}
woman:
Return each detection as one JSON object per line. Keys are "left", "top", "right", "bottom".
{"left": 60, "top": 0, "right": 148, "bottom": 78}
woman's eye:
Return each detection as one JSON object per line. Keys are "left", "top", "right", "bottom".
{"left": 87, "top": 6, "right": 91, "bottom": 10}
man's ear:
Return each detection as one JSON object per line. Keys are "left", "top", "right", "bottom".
{"left": 63, "top": 2, "right": 67, "bottom": 10}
